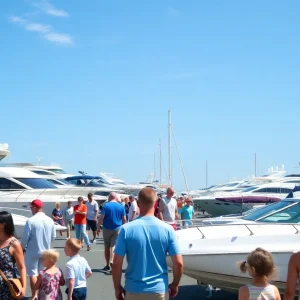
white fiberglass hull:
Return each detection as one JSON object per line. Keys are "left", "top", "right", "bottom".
{"left": 169, "top": 225, "right": 300, "bottom": 293}
{"left": 0, "top": 189, "right": 107, "bottom": 217}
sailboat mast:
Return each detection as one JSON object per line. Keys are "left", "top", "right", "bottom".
{"left": 159, "top": 139, "right": 162, "bottom": 185}
{"left": 206, "top": 160, "right": 208, "bottom": 188}
{"left": 168, "top": 110, "right": 172, "bottom": 186}
{"left": 254, "top": 153, "right": 257, "bottom": 177}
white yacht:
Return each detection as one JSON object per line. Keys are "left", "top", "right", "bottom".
{"left": 0, "top": 167, "right": 107, "bottom": 216}
{"left": 193, "top": 181, "right": 296, "bottom": 217}
{"left": 171, "top": 196, "right": 300, "bottom": 294}
{"left": 0, "top": 207, "right": 67, "bottom": 238}
{"left": 4, "top": 163, "right": 74, "bottom": 179}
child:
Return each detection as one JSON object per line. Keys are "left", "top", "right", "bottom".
{"left": 238, "top": 247, "right": 281, "bottom": 300}
{"left": 64, "top": 238, "right": 92, "bottom": 300}
{"left": 32, "top": 249, "right": 65, "bottom": 300}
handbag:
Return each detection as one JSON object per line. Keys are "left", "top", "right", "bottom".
{"left": 0, "top": 269, "right": 22, "bottom": 299}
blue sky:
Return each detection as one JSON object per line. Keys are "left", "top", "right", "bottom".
{"left": 1, "top": 0, "right": 300, "bottom": 190}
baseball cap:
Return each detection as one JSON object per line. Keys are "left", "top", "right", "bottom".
{"left": 30, "top": 199, "right": 43, "bottom": 208}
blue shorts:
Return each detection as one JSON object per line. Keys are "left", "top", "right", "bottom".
{"left": 66, "top": 287, "right": 87, "bottom": 300}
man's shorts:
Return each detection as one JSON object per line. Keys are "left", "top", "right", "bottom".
{"left": 102, "top": 228, "right": 119, "bottom": 248}
{"left": 25, "top": 255, "right": 43, "bottom": 276}
{"left": 66, "top": 219, "right": 73, "bottom": 231}
{"left": 125, "top": 292, "right": 169, "bottom": 300}
{"left": 86, "top": 219, "right": 97, "bottom": 231}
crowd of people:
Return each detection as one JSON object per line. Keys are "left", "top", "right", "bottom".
{"left": 0, "top": 187, "right": 299, "bottom": 300}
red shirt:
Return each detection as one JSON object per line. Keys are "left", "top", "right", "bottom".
{"left": 74, "top": 204, "right": 87, "bottom": 225}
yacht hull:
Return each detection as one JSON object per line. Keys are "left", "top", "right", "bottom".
{"left": 169, "top": 225, "right": 300, "bottom": 293}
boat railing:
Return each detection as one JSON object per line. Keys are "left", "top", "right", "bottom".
{"left": 175, "top": 219, "right": 300, "bottom": 239}
{"left": 0, "top": 207, "right": 32, "bottom": 217}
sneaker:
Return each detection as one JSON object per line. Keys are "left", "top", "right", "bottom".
{"left": 87, "top": 245, "right": 91, "bottom": 251}
{"left": 92, "top": 239, "right": 96, "bottom": 244}
{"left": 102, "top": 265, "right": 110, "bottom": 272}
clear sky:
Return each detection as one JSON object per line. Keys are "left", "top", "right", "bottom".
{"left": 1, "top": 0, "right": 300, "bottom": 190}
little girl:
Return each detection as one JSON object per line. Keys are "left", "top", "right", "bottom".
{"left": 32, "top": 249, "right": 65, "bottom": 300}
{"left": 238, "top": 247, "right": 281, "bottom": 300}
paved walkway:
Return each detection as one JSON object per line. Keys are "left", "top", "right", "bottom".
{"left": 24, "top": 234, "right": 237, "bottom": 300}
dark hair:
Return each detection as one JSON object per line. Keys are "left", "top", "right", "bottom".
{"left": 88, "top": 193, "right": 93, "bottom": 198}
{"left": 0, "top": 211, "right": 15, "bottom": 236}
{"left": 239, "top": 247, "right": 275, "bottom": 278}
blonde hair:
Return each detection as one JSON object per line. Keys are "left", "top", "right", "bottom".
{"left": 239, "top": 247, "right": 275, "bottom": 278}
{"left": 42, "top": 249, "right": 59, "bottom": 263}
{"left": 66, "top": 238, "right": 82, "bottom": 253}
{"left": 55, "top": 202, "right": 61, "bottom": 208}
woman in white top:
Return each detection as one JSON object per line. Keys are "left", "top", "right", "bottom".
{"left": 238, "top": 247, "right": 281, "bottom": 300}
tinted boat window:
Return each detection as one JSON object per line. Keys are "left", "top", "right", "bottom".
{"left": 259, "top": 203, "right": 300, "bottom": 223}
{"left": 243, "top": 201, "right": 295, "bottom": 221}
{"left": 0, "top": 178, "right": 25, "bottom": 190}
{"left": 15, "top": 178, "right": 57, "bottom": 189}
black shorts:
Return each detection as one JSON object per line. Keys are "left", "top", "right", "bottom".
{"left": 86, "top": 219, "right": 97, "bottom": 231}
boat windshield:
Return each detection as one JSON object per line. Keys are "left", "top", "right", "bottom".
{"left": 15, "top": 178, "right": 57, "bottom": 189}
{"left": 243, "top": 201, "right": 295, "bottom": 221}
{"left": 48, "top": 168, "right": 67, "bottom": 174}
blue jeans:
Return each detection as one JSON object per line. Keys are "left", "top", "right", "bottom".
{"left": 74, "top": 224, "right": 90, "bottom": 246}
{"left": 66, "top": 287, "right": 87, "bottom": 300}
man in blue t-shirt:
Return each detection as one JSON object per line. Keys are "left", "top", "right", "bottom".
{"left": 113, "top": 188, "right": 183, "bottom": 300}
{"left": 97, "top": 192, "right": 126, "bottom": 271}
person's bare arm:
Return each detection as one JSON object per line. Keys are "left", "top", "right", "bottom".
{"left": 158, "top": 201, "right": 164, "bottom": 221}
{"left": 284, "top": 253, "right": 299, "bottom": 300}
{"left": 97, "top": 215, "right": 104, "bottom": 232}
{"left": 94, "top": 209, "right": 99, "bottom": 221}
{"left": 85, "top": 271, "right": 92, "bottom": 279}
{"left": 59, "top": 271, "right": 65, "bottom": 286}
{"left": 131, "top": 211, "right": 137, "bottom": 221}
{"left": 274, "top": 286, "right": 281, "bottom": 300}
{"left": 112, "top": 254, "right": 125, "bottom": 300}
{"left": 238, "top": 286, "right": 249, "bottom": 300}
{"left": 31, "top": 274, "right": 42, "bottom": 300}
{"left": 11, "top": 241, "right": 26, "bottom": 299}
{"left": 168, "top": 254, "right": 183, "bottom": 298}
{"left": 122, "top": 215, "right": 126, "bottom": 225}
{"left": 67, "top": 278, "right": 75, "bottom": 300}
{"left": 175, "top": 205, "right": 179, "bottom": 220}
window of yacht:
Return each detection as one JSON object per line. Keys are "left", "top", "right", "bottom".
{"left": 242, "top": 186, "right": 258, "bottom": 192}
{"left": 258, "top": 203, "right": 300, "bottom": 223}
{"left": 15, "top": 178, "right": 57, "bottom": 189}
{"left": 243, "top": 201, "right": 296, "bottom": 221}
{"left": 48, "top": 169, "right": 67, "bottom": 174}
{"left": 252, "top": 187, "right": 293, "bottom": 193}
{"left": 32, "top": 170, "right": 54, "bottom": 175}
{"left": 0, "top": 178, "right": 25, "bottom": 190}
{"left": 47, "top": 179, "right": 63, "bottom": 185}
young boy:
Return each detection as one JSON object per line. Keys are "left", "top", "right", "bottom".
{"left": 64, "top": 201, "right": 74, "bottom": 239}
{"left": 64, "top": 238, "right": 92, "bottom": 300}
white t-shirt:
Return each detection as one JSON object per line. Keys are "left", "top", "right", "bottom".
{"left": 66, "top": 255, "right": 91, "bottom": 288}
{"left": 64, "top": 207, "right": 74, "bottom": 221}
{"left": 128, "top": 200, "right": 139, "bottom": 221}
{"left": 161, "top": 197, "right": 177, "bottom": 224}
{"left": 86, "top": 201, "right": 99, "bottom": 220}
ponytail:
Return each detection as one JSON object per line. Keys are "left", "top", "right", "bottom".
{"left": 239, "top": 261, "right": 247, "bottom": 273}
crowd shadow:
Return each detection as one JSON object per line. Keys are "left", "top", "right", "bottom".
{"left": 174, "top": 285, "right": 238, "bottom": 300}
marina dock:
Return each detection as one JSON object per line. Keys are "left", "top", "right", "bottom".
{"left": 24, "top": 234, "right": 237, "bottom": 300}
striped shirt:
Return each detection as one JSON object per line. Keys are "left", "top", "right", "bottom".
{"left": 247, "top": 284, "right": 276, "bottom": 300}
